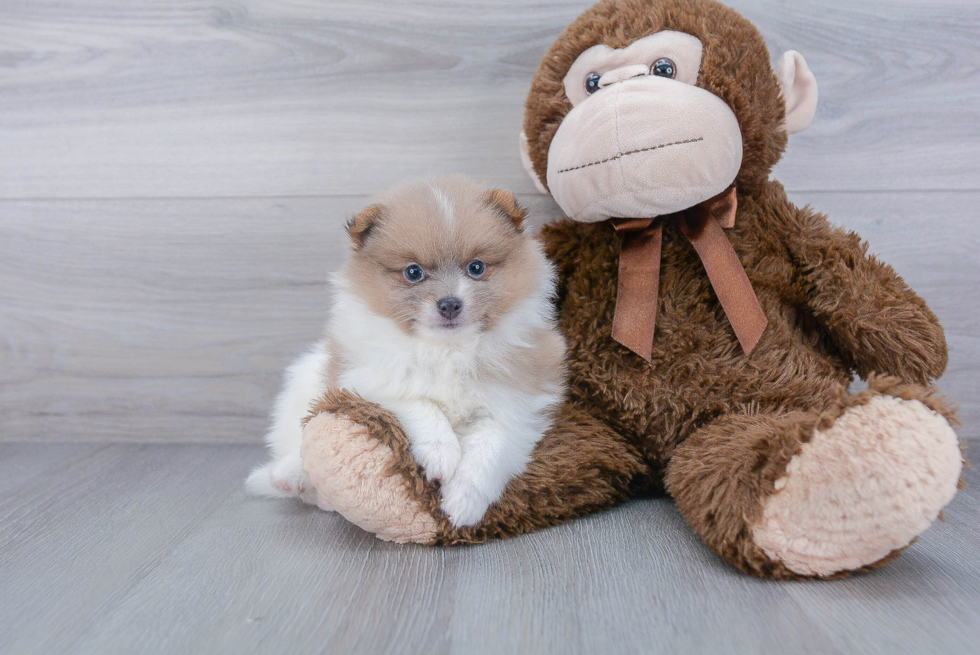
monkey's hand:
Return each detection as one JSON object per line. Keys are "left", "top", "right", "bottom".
{"left": 780, "top": 203, "right": 947, "bottom": 384}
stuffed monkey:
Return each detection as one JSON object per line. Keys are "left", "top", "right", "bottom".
{"left": 300, "top": 0, "right": 962, "bottom": 579}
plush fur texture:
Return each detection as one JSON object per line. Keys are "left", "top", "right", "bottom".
{"left": 302, "top": 411, "right": 440, "bottom": 543}
{"left": 297, "top": 0, "right": 962, "bottom": 579}
{"left": 665, "top": 375, "right": 960, "bottom": 579}
{"left": 245, "top": 342, "right": 328, "bottom": 504}
{"left": 303, "top": 388, "right": 645, "bottom": 545}
{"left": 249, "top": 176, "right": 567, "bottom": 529}
{"left": 523, "top": 0, "right": 788, "bottom": 192}
{"left": 752, "top": 394, "right": 961, "bottom": 577}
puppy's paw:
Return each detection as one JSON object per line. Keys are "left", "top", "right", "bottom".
{"left": 255, "top": 453, "right": 322, "bottom": 507}
{"left": 439, "top": 476, "right": 492, "bottom": 528}
{"left": 413, "top": 439, "right": 462, "bottom": 485}
{"left": 270, "top": 453, "right": 309, "bottom": 493}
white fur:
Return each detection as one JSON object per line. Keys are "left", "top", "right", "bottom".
{"left": 247, "top": 246, "right": 563, "bottom": 528}
{"left": 430, "top": 184, "right": 456, "bottom": 226}
{"left": 331, "top": 263, "right": 562, "bottom": 526}
{"left": 245, "top": 342, "right": 329, "bottom": 508}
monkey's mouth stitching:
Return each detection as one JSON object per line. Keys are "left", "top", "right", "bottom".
{"left": 557, "top": 137, "right": 704, "bottom": 174}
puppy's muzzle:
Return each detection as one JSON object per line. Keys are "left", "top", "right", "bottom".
{"left": 436, "top": 296, "right": 463, "bottom": 321}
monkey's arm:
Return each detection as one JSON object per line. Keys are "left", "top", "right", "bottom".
{"left": 778, "top": 203, "right": 947, "bottom": 384}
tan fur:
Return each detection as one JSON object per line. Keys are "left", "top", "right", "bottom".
{"left": 346, "top": 204, "right": 385, "bottom": 249}
{"left": 340, "top": 176, "right": 546, "bottom": 335}
{"left": 328, "top": 176, "right": 564, "bottom": 403}
{"left": 302, "top": 412, "right": 440, "bottom": 544}
{"left": 300, "top": 0, "right": 961, "bottom": 579}
{"left": 752, "top": 395, "right": 961, "bottom": 576}
{"left": 302, "top": 388, "right": 645, "bottom": 544}
{"left": 483, "top": 187, "right": 527, "bottom": 231}
{"left": 523, "top": 0, "right": 787, "bottom": 192}
{"left": 325, "top": 337, "right": 347, "bottom": 389}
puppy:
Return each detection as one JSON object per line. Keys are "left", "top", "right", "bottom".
{"left": 246, "top": 176, "right": 566, "bottom": 527}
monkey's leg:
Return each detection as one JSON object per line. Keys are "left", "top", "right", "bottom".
{"left": 665, "top": 377, "right": 962, "bottom": 579}
{"left": 301, "top": 389, "right": 647, "bottom": 545}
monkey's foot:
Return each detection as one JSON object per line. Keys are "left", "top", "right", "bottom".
{"left": 301, "top": 412, "right": 440, "bottom": 544}
{"left": 753, "top": 395, "right": 962, "bottom": 577}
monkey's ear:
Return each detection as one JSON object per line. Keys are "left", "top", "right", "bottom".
{"left": 346, "top": 204, "right": 384, "bottom": 248}
{"left": 775, "top": 50, "right": 818, "bottom": 134}
{"left": 519, "top": 131, "right": 549, "bottom": 195}
{"left": 484, "top": 187, "right": 527, "bottom": 232}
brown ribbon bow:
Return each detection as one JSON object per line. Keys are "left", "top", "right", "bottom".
{"left": 610, "top": 187, "right": 768, "bottom": 361}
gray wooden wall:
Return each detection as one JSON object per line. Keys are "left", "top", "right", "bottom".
{"left": 1, "top": 0, "right": 977, "bottom": 443}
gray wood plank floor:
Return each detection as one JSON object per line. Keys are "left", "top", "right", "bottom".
{"left": 2, "top": 0, "right": 979, "bottom": 653}
{"left": 1, "top": 441, "right": 977, "bottom": 655}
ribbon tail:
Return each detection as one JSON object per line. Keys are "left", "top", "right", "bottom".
{"left": 680, "top": 215, "right": 768, "bottom": 354}
{"left": 611, "top": 221, "right": 662, "bottom": 361}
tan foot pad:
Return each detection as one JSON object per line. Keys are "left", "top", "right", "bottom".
{"left": 754, "top": 396, "right": 962, "bottom": 577}
{"left": 301, "top": 413, "right": 439, "bottom": 544}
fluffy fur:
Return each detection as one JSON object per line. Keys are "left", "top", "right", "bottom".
{"left": 244, "top": 341, "right": 328, "bottom": 505}
{"left": 247, "top": 176, "right": 566, "bottom": 528}
{"left": 293, "top": 0, "right": 962, "bottom": 580}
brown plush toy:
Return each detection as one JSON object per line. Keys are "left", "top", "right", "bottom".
{"left": 300, "top": 0, "right": 963, "bottom": 579}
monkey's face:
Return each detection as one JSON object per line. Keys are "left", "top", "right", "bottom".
{"left": 547, "top": 31, "right": 741, "bottom": 223}
{"left": 520, "top": 0, "right": 818, "bottom": 223}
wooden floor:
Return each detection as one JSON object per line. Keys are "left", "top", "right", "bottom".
{"left": 1, "top": 441, "right": 978, "bottom": 654}
{"left": 1, "top": 1, "right": 978, "bottom": 653}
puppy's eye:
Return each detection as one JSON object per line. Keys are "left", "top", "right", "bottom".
{"left": 584, "top": 72, "right": 602, "bottom": 95}
{"left": 403, "top": 263, "right": 426, "bottom": 283}
{"left": 466, "top": 259, "right": 486, "bottom": 279}
{"left": 651, "top": 58, "right": 676, "bottom": 79}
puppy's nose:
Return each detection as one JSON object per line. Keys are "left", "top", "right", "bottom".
{"left": 436, "top": 296, "right": 463, "bottom": 320}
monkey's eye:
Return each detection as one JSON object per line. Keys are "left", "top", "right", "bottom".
{"left": 651, "top": 58, "right": 676, "bottom": 79}
{"left": 466, "top": 259, "right": 486, "bottom": 279}
{"left": 403, "top": 263, "right": 426, "bottom": 283}
{"left": 584, "top": 72, "right": 602, "bottom": 94}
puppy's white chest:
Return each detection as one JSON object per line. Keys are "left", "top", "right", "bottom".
{"left": 410, "top": 360, "right": 485, "bottom": 428}
{"left": 433, "top": 397, "right": 487, "bottom": 433}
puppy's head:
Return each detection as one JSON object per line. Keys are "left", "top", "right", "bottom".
{"left": 341, "top": 176, "right": 548, "bottom": 340}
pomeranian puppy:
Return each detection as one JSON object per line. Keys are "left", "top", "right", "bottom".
{"left": 246, "top": 176, "right": 566, "bottom": 527}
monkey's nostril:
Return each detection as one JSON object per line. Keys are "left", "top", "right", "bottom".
{"left": 436, "top": 296, "right": 463, "bottom": 321}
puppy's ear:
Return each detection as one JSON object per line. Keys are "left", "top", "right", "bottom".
{"left": 346, "top": 204, "right": 385, "bottom": 248}
{"left": 483, "top": 188, "right": 527, "bottom": 232}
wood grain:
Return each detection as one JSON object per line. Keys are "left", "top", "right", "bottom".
{"left": 1, "top": 2, "right": 977, "bottom": 652}
{"left": 1, "top": 192, "right": 974, "bottom": 443}
{"left": 0, "top": 0, "right": 977, "bottom": 199}
{"left": 0, "top": 194, "right": 557, "bottom": 443}
{"left": 0, "top": 442, "right": 977, "bottom": 654}
{"left": 0, "top": 443, "right": 261, "bottom": 654}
